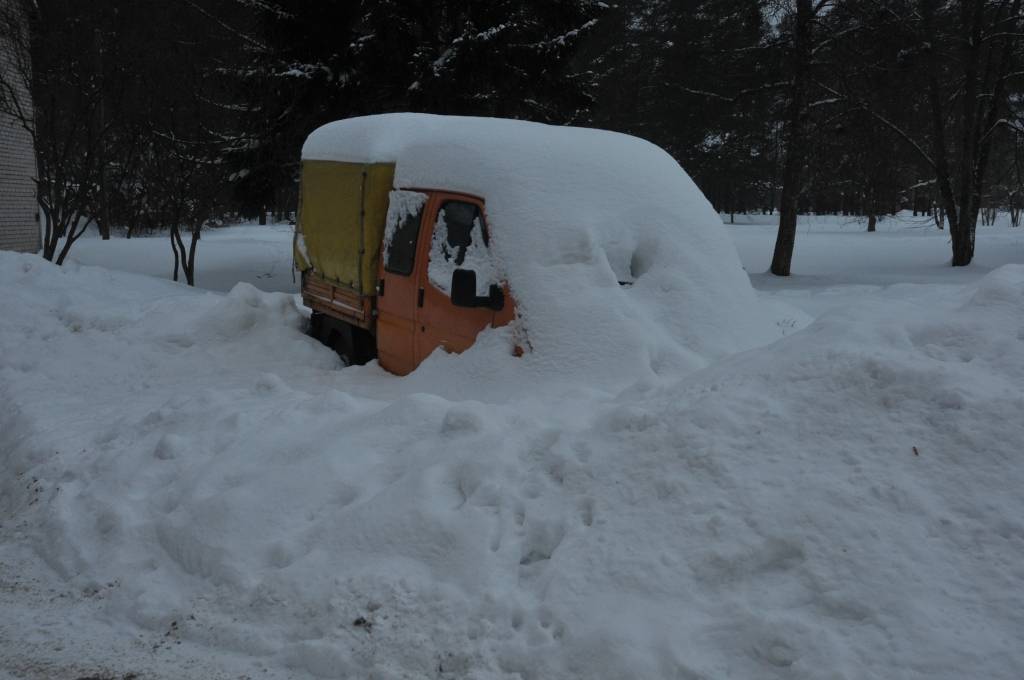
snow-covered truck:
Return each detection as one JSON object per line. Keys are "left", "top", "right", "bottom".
{"left": 295, "top": 113, "right": 777, "bottom": 379}
{"left": 294, "top": 136, "right": 516, "bottom": 376}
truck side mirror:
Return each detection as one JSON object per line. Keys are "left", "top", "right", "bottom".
{"left": 486, "top": 283, "right": 505, "bottom": 311}
{"left": 451, "top": 269, "right": 505, "bottom": 311}
{"left": 451, "top": 269, "right": 478, "bottom": 307}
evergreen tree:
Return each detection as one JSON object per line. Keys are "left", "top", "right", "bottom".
{"left": 231, "top": 0, "right": 608, "bottom": 217}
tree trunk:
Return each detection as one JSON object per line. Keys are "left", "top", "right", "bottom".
{"left": 770, "top": 0, "right": 812, "bottom": 277}
{"left": 867, "top": 214, "right": 877, "bottom": 232}
{"left": 55, "top": 238, "right": 73, "bottom": 265}
{"left": 41, "top": 206, "right": 57, "bottom": 261}
{"left": 171, "top": 226, "right": 181, "bottom": 282}
{"left": 771, "top": 196, "right": 799, "bottom": 276}
{"left": 950, "top": 213, "right": 974, "bottom": 265}
{"left": 54, "top": 213, "right": 86, "bottom": 265}
{"left": 184, "top": 222, "right": 200, "bottom": 287}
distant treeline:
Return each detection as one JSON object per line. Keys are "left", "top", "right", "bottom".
{"left": 1, "top": 0, "right": 1022, "bottom": 272}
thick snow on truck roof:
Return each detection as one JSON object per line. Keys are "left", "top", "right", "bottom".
{"left": 304, "top": 113, "right": 789, "bottom": 388}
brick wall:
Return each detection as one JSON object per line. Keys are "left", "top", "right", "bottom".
{"left": 0, "top": 0, "right": 39, "bottom": 253}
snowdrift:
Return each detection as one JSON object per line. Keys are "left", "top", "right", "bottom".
{"left": 2, "top": 252, "right": 1023, "bottom": 679}
{"left": 304, "top": 114, "right": 793, "bottom": 387}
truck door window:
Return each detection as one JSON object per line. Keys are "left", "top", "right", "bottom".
{"left": 428, "top": 201, "right": 497, "bottom": 295}
{"left": 383, "top": 190, "right": 428, "bottom": 276}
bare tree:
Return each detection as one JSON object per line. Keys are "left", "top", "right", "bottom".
{"left": 0, "top": 0, "right": 123, "bottom": 264}
{"left": 770, "top": 0, "right": 821, "bottom": 275}
{"left": 990, "top": 128, "right": 1024, "bottom": 227}
{"left": 161, "top": 140, "right": 224, "bottom": 288}
{"left": 921, "top": 0, "right": 1022, "bottom": 263}
{"left": 822, "top": 0, "right": 1024, "bottom": 265}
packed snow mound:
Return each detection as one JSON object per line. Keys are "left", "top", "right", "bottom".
{"left": 305, "top": 113, "right": 795, "bottom": 387}
{"left": 0, "top": 253, "right": 339, "bottom": 488}
{"left": 3, "top": 252, "right": 1024, "bottom": 679}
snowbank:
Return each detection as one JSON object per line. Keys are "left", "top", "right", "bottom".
{"left": 3, "top": 250, "right": 1023, "bottom": 678}
{"left": 304, "top": 114, "right": 794, "bottom": 388}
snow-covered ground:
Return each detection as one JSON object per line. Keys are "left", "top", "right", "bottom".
{"left": 2, "top": 215, "right": 1023, "bottom": 679}
{"left": 729, "top": 211, "right": 1024, "bottom": 317}
{"left": 68, "top": 223, "right": 300, "bottom": 294}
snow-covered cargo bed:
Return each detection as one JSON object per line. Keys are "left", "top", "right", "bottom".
{"left": 295, "top": 160, "right": 395, "bottom": 295}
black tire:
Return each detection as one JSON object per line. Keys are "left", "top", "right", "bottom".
{"left": 325, "top": 328, "right": 353, "bottom": 366}
{"left": 309, "top": 313, "right": 377, "bottom": 366}
{"left": 350, "top": 325, "right": 378, "bottom": 365}
{"left": 307, "top": 311, "right": 327, "bottom": 341}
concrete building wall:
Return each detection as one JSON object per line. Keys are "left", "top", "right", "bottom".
{"left": 0, "top": 0, "right": 39, "bottom": 253}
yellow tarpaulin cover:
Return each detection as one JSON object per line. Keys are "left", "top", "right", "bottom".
{"left": 295, "top": 160, "right": 396, "bottom": 295}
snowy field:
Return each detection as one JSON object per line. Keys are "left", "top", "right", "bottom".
{"left": 68, "top": 223, "right": 301, "bottom": 294}
{"left": 2, "top": 214, "right": 1024, "bottom": 679}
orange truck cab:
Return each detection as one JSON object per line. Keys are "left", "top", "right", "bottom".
{"left": 294, "top": 160, "right": 516, "bottom": 375}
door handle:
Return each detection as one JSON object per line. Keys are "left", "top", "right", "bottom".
{"left": 417, "top": 287, "right": 424, "bottom": 307}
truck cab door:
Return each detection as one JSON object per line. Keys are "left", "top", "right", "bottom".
{"left": 415, "top": 195, "right": 499, "bottom": 364}
{"left": 376, "top": 191, "right": 428, "bottom": 375}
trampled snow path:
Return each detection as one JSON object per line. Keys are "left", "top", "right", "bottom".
{"left": 3, "top": 221, "right": 1024, "bottom": 679}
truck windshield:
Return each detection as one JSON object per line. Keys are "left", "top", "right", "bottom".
{"left": 429, "top": 200, "right": 497, "bottom": 295}
{"left": 439, "top": 201, "right": 486, "bottom": 257}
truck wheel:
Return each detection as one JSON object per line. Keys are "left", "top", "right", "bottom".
{"left": 308, "top": 314, "right": 376, "bottom": 367}
{"left": 326, "top": 328, "right": 353, "bottom": 366}
{"left": 350, "top": 326, "right": 378, "bottom": 365}
{"left": 308, "top": 311, "right": 326, "bottom": 342}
